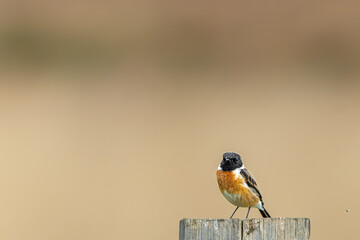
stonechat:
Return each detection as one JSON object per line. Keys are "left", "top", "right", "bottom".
{"left": 216, "top": 152, "right": 271, "bottom": 218}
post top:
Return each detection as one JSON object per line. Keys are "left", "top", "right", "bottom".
{"left": 181, "top": 217, "right": 310, "bottom": 221}
{"left": 179, "top": 218, "right": 311, "bottom": 240}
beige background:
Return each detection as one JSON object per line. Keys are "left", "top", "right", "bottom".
{"left": 1, "top": 1, "right": 360, "bottom": 240}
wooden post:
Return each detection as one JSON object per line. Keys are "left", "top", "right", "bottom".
{"left": 179, "top": 218, "right": 310, "bottom": 240}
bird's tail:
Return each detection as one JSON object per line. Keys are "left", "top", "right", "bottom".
{"left": 259, "top": 208, "right": 271, "bottom": 218}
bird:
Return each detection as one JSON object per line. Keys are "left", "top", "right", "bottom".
{"left": 216, "top": 152, "right": 271, "bottom": 219}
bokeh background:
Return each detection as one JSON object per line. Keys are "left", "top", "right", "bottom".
{"left": 1, "top": 1, "right": 360, "bottom": 240}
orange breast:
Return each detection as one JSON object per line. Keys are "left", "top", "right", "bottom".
{"left": 216, "top": 170, "right": 260, "bottom": 207}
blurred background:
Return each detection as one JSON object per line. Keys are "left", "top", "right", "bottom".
{"left": 0, "top": 1, "right": 359, "bottom": 240}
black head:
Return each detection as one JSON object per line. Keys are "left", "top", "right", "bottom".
{"left": 219, "top": 152, "right": 243, "bottom": 171}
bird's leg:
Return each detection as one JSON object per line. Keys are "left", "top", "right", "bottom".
{"left": 230, "top": 207, "right": 239, "bottom": 219}
{"left": 245, "top": 207, "right": 251, "bottom": 219}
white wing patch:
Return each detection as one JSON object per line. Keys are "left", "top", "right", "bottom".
{"left": 232, "top": 167, "right": 249, "bottom": 189}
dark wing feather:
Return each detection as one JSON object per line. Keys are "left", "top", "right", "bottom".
{"left": 240, "top": 168, "right": 264, "bottom": 203}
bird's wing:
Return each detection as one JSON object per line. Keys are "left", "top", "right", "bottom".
{"left": 240, "top": 168, "right": 263, "bottom": 202}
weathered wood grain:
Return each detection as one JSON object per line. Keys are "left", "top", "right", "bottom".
{"left": 179, "top": 218, "right": 310, "bottom": 240}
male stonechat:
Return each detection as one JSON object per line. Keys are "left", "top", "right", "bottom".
{"left": 216, "top": 152, "right": 271, "bottom": 218}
